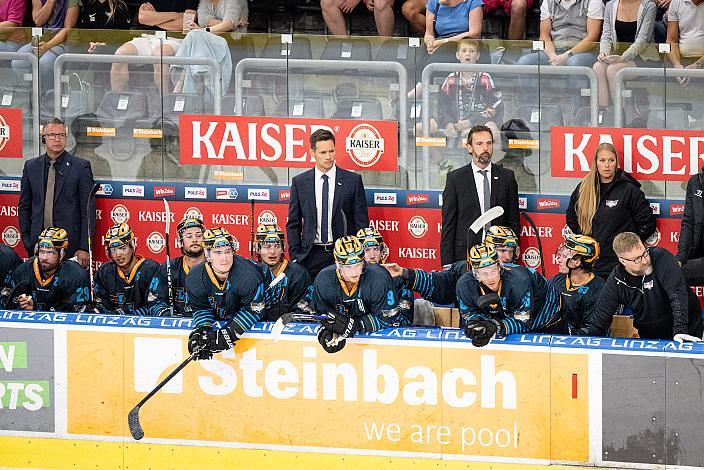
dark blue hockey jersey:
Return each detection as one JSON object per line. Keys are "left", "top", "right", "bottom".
{"left": 95, "top": 256, "right": 160, "bottom": 315}
{"left": 148, "top": 256, "right": 204, "bottom": 317}
{"left": 258, "top": 259, "right": 312, "bottom": 321}
{"left": 6, "top": 258, "right": 89, "bottom": 312}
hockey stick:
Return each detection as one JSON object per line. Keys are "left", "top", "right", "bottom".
{"left": 128, "top": 350, "right": 197, "bottom": 440}
{"left": 521, "top": 210, "right": 545, "bottom": 276}
{"left": 87, "top": 183, "right": 100, "bottom": 307}
{"left": 163, "top": 198, "right": 174, "bottom": 317}
{"left": 469, "top": 206, "right": 505, "bottom": 235}
{"left": 271, "top": 311, "right": 328, "bottom": 341}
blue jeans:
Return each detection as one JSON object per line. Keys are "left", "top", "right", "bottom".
{"left": 12, "top": 43, "right": 66, "bottom": 94}
{"left": 516, "top": 50, "right": 597, "bottom": 101}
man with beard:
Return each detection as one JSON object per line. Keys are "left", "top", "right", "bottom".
{"left": 255, "top": 224, "right": 312, "bottom": 322}
{"left": 440, "top": 124, "right": 520, "bottom": 266}
{"left": 5, "top": 228, "right": 89, "bottom": 311}
{"left": 577, "top": 232, "right": 704, "bottom": 341}
{"left": 187, "top": 228, "right": 266, "bottom": 360}
{"left": 313, "top": 235, "right": 398, "bottom": 353}
{"left": 357, "top": 227, "right": 412, "bottom": 326}
{"left": 94, "top": 223, "right": 160, "bottom": 315}
{"left": 148, "top": 216, "right": 206, "bottom": 317}
{"left": 457, "top": 243, "right": 562, "bottom": 347}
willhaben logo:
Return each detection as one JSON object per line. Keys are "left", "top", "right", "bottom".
{"left": 671, "top": 204, "right": 685, "bottom": 216}
{"left": 2, "top": 225, "right": 20, "bottom": 247}
{"left": 184, "top": 207, "right": 203, "bottom": 221}
{"left": 537, "top": 198, "right": 560, "bottom": 210}
{"left": 408, "top": 215, "right": 429, "bottom": 239}
{"left": 345, "top": 123, "right": 385, "bottom": 168}
{"left": 110, "top": 204, "right": 130, "bottom": 224}
{"left": 522, "top": 247, "right": 541, "bottom": 269}
{"left": 154, "top": 186, "right": 176, "bottom": 198}
{"left": 406, "top": 194, "right": 429, "bottom": 205}
{"left": 278, "top": 190, "right": 290, "bottom": 202}
{"left": 258, "top": 210, "right": 277, "bottom": 225}
{"left": 146, "top": 231, "right": 165, "bottom": 254}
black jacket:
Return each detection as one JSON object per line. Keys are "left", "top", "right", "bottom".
{"left": 581, "top": 247, "right": 703, "bottom": 339}
{"left": 677, "top": 171, "right": 704, "bottom": 264}
{"left": 566, "top": 169, "right": 656, "bottom": 279}
{"left": 440, "top": 163, "right": 520, "bottom": 266}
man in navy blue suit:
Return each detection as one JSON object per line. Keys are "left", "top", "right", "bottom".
{"left": 18, "top": 118, "right": 96, "bottom": 268}
{"left": 286, "top": 129, "right": 369, "bottom": 280}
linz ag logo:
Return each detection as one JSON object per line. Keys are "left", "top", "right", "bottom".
{"left": 522, "top": 246, "right": 541, "bottom": 269}
{"left": 216, "top": 188, "right": 238, "bottom": 200}
{"left": 154, "top": 186, "right": 176, "bottom": 198}
{"left": 670, "top": 204, "right": 685, "bottom": 216}
{"left": 1, "top": 225, "right": 20, "bottom": 247}
{"left": 110, "top": 204, "right": 130, "bottom": 224}
{"left": 406, "top": 194, "right": 429, "bottom": 205}
{"left": 537, "top": 198, "right": 560, "bottom": 210}
{"left": 146, "top": 231, "right": 165, "bottom": 253}
{"left": 374, "top": 192, "right": 397, "bottom": 205}
{"left": 408, "top": 215, "right": 428, "bottom": 239}
{"left": 278, "top": 190, "right": 290, "bottom": 202}
{"left": 96, "top": 183, "right": 113, "bottom": 196}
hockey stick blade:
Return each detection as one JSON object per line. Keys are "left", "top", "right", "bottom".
{"left": 127, "top": 406, "right": 144, "bottom": 440}
{"left": 469, "top": 206, "right": 504, "bottom": 234}
{"left": 270, "top": 272, "right": 286, "bottom": 288}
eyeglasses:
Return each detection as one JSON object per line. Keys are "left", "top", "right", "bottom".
{"left": 45, "top": 133, "right": 67, "bottom": 140}
{"left": 620, "top": 247, "right": 650, "bottom": 264}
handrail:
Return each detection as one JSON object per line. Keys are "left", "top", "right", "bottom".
{"left": 420, "top": 63, "right": 599, "bottom": 189}
{"left": 234, "top": 57, "right": 408, "bottom": 173}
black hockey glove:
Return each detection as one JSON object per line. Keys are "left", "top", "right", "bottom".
{"left": 206, "top": 324, "right": 240, "bottom": 354}
{"left": 477, "top": 292, "right": 504, "bottom": 319}
{"left": 324, "top": 308, "right": 363, "bottom": 338}
{"left": 317, "top": 328, "right": 346, "bottom": 353}
{"left": 188, "top": 325, "right": 214, "bottom": 360}
{"left": 464, "top": 319, "right": 500, "bottom": 347}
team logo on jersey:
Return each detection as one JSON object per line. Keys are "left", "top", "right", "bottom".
{"left": 605, "top": 199, "right": 618, "bottom": 208}
{"left": 2, "top": 225, "right": 20, "bottom": 247}
{"left": 645, "top": 229, "right": 661, "bottom": 247}
{"left": 184, "top": 207, "right": 203, "bottom": 221}
{"left": 146, "top": 232, "right": 165, "bottom": 254}
{"left": 522, "top": 247, "right": 541, "bottom": 269}
{"left": 643, "top": 279, "right": 654, "bottom": 290}
{"left": 345, "top": 123, "right": 385, "bottom": 168}
{"left": 110, "top": 204, "right": 130, "bottom": 224}
{"left": 257, "top": 210, "right": 277, "bottom": 225}
{"left": 407, "top": 215, "right": 428, "bottom": 239}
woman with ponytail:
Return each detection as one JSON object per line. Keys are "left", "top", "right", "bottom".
{"left": 566, "top": 142, "right": 656, "bottom": 278}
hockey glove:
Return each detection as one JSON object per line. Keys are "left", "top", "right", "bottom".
{"left": 324, "top": 308, "right": 363, "bottom": 338}
{"left": 188, "top": 325, "right": 214, "bottom": 360}
{"left": 477, "top": 292, "right": 504, "bottom": 319}
{"left": 464, "top": 319, "right": 500, "bottom": 347}
{"left": 206, "top": 324, "right": 240, "bottom": 354}
{"left": 317, "top": 328, "right": 346, "bottom": 353}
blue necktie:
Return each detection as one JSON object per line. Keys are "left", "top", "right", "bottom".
{"left": 321, "top": 174, "right": 329, "bottom": 243}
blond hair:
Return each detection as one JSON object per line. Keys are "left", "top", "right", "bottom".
{"left": 613, "top": 232, "right": 642, "bottom": 257}
{"left": 575, "top": 143, "right": 619, "bottom": 235}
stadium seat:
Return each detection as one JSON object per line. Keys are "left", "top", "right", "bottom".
{"left": 222, "top": 94, "right": 266, "bottom": 116}
{"left": 332, "top": 97, "right": 383, "bottom": 120}
{"left": 514, "top": 103, "right": 563, "bottom": 131}
{"left": 320, "top": 37, "right": 372, "bottom": 61}
{"left": 261, "top": 36, "right": 313, "bottom": 60}
{"left": 40, "top": 89, "right": 91, "bottom": 122}
{"left": 274, "top": 97, "right": 325, "bottom": 118}
{"left": 162, "top": 93, "right": 205, "bottom": 122}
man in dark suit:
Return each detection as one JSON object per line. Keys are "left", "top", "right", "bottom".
{"left": 18, "top": 118, "right": 96, "bottom": 268}
{"left": 286, "top": 129, "right": 369, "bottom": 280}
{"left": 441, "top": 124, "right": 520, "bottom": 266}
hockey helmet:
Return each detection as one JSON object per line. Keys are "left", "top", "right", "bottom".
{"left": 356, "top": 227, "right": 384, "bottom": 248}
{"left": 565, "top": 234, "right": 600, "bottom": 264}
{"left": 485, "top": 226, "right": 519, "bottom": 247}
{"left": 105, "top": 223, "right": 135, "bottom": 250}
{"left": 255, "top": 224, "right": 285, "bottom": 245}
{"left": 36, "top": 227, "right": 69, "bottom": 252}
{"left": 468, "top": 243, "right": 499, "bottom": 270}
{"left": 334, "top": 236, "right": 364, "bottom": 265}
{"left": 177, "top": 216, "right": 205, "bottom": 237}
{"left": 202, "top": 227, "right": 235, "bottom": 250}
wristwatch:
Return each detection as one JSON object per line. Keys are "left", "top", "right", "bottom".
{"left": 205, "top": 27, "right": 211, "bottom": 32}
{"left": 566, "top": 50, "right": 573, "bottom": 58}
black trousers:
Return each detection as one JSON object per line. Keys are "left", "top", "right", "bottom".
{"left": 302, "top": 245, "right": 335, "bottom": 281}
{"left": 682, "top": 257, "right": 704, "bottom": 287}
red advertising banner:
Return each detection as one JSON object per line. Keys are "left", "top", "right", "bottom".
{"left": 179, "top": 115, "right": 398, "bottom": 171}
{"left": 0, "top": 108, "right": 23, "bottom": 159}
{"left": 551, "top": 126, "right": 704, "bottom": 181}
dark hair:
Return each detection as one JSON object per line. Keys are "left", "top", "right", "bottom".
{"left": 310, "top": 129, "right": 335, "bottom": 150}
{"left": 466, "top": 125, "right": 494, "bottom": 145}
{"left": 43, "top": 117, "right": 66, "bottom": 131}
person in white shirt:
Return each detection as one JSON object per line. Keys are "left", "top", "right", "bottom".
{"left": 667, "top": 0, "right": 704, "bottom": 86}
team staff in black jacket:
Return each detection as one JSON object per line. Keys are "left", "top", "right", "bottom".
{"left": 677, "top": 169, "right": 704, "bottom": 286}
{"left": 566, "top": 143, "right": 656, "bottom": 279}
{"left": 577, "top": 232, "right": 703, "bottom": 341}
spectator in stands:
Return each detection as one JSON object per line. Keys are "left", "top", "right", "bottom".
{"left": 12, "top": 0, "right": 80, "bottom": 91}
{"left": 666, "top": 0, "right": 704, "bottom": 86}
{"left": 566, "top": 142, "right": 656, "bottom": 279}
{"left": 676, "top": 168, "right": 704, "bottom": 286}
{"left": 517, "top": 0, "right": 603, "bottom": 70}
{"left": 425, "top": 0, "right": 483, "bottom": 55}
{"left": 577, "top": 232, "right": 703, "bottom": 341}
{"left": 188, "top": 0, "right": 247, "bottom": 32}
{"left": 593, "top": 0, "right": 659, "bottom": 109}
{"left": 0, "top": 0, "right": 27, "bottom": 53}
{"left": 321, "top": 0, "right": 395, "bottom": 37}
{"left": 494, "top": 119, "right": 537, "bottom": 193}
{"left": 77, "top": 0, "right": 130, "bottom": 54}
{"left": 19, "top": 118, "right": 96, "bottom": 268}
{"left": 402, "top": 0, "right": 426, "bottom": 33}
{"left": 435, "top": 39, "right": 503, "bottom": 143}
{"left": 484, "top": 0, "right": 533, "bottom": 40}
{"left": 110, "top": 0, "right": 197, "bottom": 92}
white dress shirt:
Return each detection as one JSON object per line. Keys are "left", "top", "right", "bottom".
{"left": 314, "top": 165, "right": 336, "bottom": 244}
{"left": 471, "top": 161, "right": 492, "bottom": 213}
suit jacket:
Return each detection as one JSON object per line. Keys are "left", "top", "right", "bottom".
{"left": 286, "top": 166, "right": 369, "bottom": 262}
{"left": 18, "top": 151, "right": 96, "bottom": 257}
{"left": 440, "top": 163, "right": 520, "bottom": 266}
